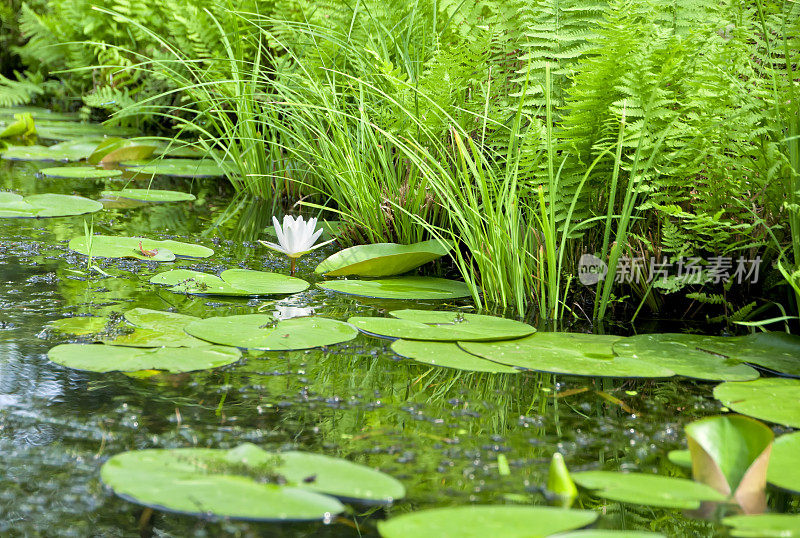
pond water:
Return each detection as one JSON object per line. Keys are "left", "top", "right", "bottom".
{"left": 0, "top": 157, "right": 793, "bottom": 536}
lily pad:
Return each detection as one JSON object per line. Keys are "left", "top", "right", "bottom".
{"left": 713, "top": 378, "right": 800, "bottom": 428}
{"left": 612, "top": 333, "right": 760, "bottom": 381}
{"left": 0, "top": 106, "right": 78, "bottom": 121}
{"left": 317, "top": 277, "right": 471, "bottom": 300}
{"left": 88, "top": 138, "right": 155, "bottom": 164}
{"left": 47, "top": 343, "right": 241, "bottom": 373}
{"left": 391, "top": 340, "right": 520, "bottom": 373}
{"left": 101, "top": 443, "right": 404, "bottom": 521}
{"left": 377, "top": 506, "right": 598, "bottom": 538}
{"left": 185, "top": 315, "right": 358, "bottom": 351}
{"left": 315, "top": 239, "right": 448, "bottom": 277}
{"left": 39, "top": 166, "right": 123, "bottom": 179}
{"left": 0, "top": 193, "right": 102, "bottom": 218}
{"left": 461, "top": 333, "right": 674, "bottom": 378}
{"left": 123, "top": 308, "right": 199, "bottom": 332}
{"left": 552, "top": 533, "right": 666, "bottom": 538}
{"left": 68, "top": 235, "right": 213, "bottom": 260}
{"left": 101, "top": 189, "right": 195, "bottom": 203}
{"left": 150, "top": 269, "right": 309, "bottom": 296}
{"left": 1, "top": 138, "right": 105, "bottom": 161}
{"left": 122, "top": 158, "right": 227, "bottom": 178}
{"left": 722, "top": 514, "right": 800, "bottom": 538}
{"left": 571, "top": 471, "right": 727, "bottom": 509}
{"left": 349, "top": 310, "right": 534, "bottom": 342}
{"left": 686, "top": 332, "right": 800, "bottom": 377}
{"left": 34, "top": 122, "right": 135, "bottom": 140}
{"left": 102, "top": 308, "right": 207, "bottom": 348}
{"left": 48, "top": 316, "right": 109, "bottom": 335}
{"left": 768, "top": 432, "right": 800, "bottom": 494}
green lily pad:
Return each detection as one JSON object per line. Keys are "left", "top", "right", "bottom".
{"left": 34, "top": 122, "right": 135, "bottom": 140}
{"left": 348, "top": 310, "right": 534, "bottom": 342}
{"left": 150, "top": 269, "right": 309, "bottom": 296}
{"left": 722, "top": 514, "right": 800, "bottom": 538}
{"left": 461, "top": 333, "right": 674, "bottom": 378}
{"left": 686, "top": 332, "right": 800, "bottom": 377}
{"left": 101, "top": 443, "right": 404, "bottom": 521}
{"left": 101, "top": 308, "right": 206, "bottom": 348}
{"left": 571, "top": 471, "right": 727, "bottom": 509}
{"left": 101, "top": 189, "right": 195, "bottom": 203}
{"left": 48, "top": 316, "right": 109, "bottom": 335}
{"left": 1, "top": 138, "right": 105, "bottom": 161}
{"left": 612, "top": 333, "right": 760, "bottom": 381}
{"left": 317, "top": 277, "right": 471, "bottom": 300}
{"left": 714, "top": 378, "right": 800, "bottom": 428}
{"left": 550, "top": 529, "right": 667, "bottom": 538}
{"left": 122, "top": 158, "right": 227, "bottom": 178}
{"left": 47, "top": 343, "right": 241, "bottom": 373}
{"left": 391, "top": 340, "right": 520, "bottom": 373}
{"left": 315, "top": 239, "right": 449, "bottom": 277}
{"left": 185, "top": 315, "right": 358, "bottom": 351}
{"left": 68, "top": 235, "right": 213, "bottom": 260}
{"left": 88, "top": 138, "right": 156, "bottom": 164}
{"left": 0, "top": 113, "right": 35, "bottom": 138}
{"left": 0, "top": 193, "right": 102, "bottom": 218}
{"left": 768, "top": 432, "right": 800, "bottom": 494}
{"left": 0, "top": 106, "right": 78, "bottom": 121}
{"left": 123, "top": 308, "right": 199, "bottom": 332}
{"left": 667, "top": 449, "right": 692, "bottom": 468}
{"left": 377, "top": 506, "right": 598, "bottom": 538}
{"left": 38, "top": 166, "right": 123, "bottom": 179}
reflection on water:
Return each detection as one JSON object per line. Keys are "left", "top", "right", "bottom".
{"left": 0, "top": 158, "right": 740, "bottom": 536}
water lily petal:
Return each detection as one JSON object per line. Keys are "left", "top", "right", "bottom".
{"left": 258, "top": 240, "right": 288, "bottom": 255}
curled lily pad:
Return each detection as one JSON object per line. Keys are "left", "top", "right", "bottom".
{"left": 122, "top": 158, "right": 227, "bottom": 178}
{"left": 315, "top": 239, "right": 449, "bottom": 277}
{"left": 768, "top": 432, "right": 800, "bottom": 494}
{"left": 47, "top": 343, "right": 241, "bottom": 373}
{"left": 0, "top": 192, "right": 102, "bottom": 218}
{"left": 349, "top": 310, "right": 534, "bottom": 342}
{"left": 722, "top": 514, "right": 800, "bottom": 538}
{"left": 571, "top": 471, "right": 727, "bottom": 509}
{"left": 101, "top": 189, "right": 195, "bottom": 203}
{"left": 150, "top": 269, "right": 308, "bottom": 296}
{"left": 461, "top": 333, "right": 674, "bottom": 378}
{"left": 88, "top": 138, "right": 155, "bottom": 164}
{"left": 185, "top": 315, "right": 357, "bottom": 351}
{"left": 101, "top": 443, "right": 404, "bottom": 521}
{"left": 39, "top": 166, "right": 123, "bottom": 179}
{"left": 714, "top": 378, "right": 800, "bottom": 428}
{"left": 391, "top": 340, "right": 520, "bottom": 373}
{"left": 377, "top": 506, "right": 599, "bottom": 538}
{"left": 612, "top": 333, "right": 760, "bottom": 381}
{"left": 48, "top": 316, "right": 109, "bottom": 335}
{"left": 318, "top": 277, "right": 471, "bottom": 300}
{"left": 68, "top": 235, "right": 213, "bottom": 260}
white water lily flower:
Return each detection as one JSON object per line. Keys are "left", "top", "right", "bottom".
{"left": 259, "top": 215, "right": 334, "bottom": 274}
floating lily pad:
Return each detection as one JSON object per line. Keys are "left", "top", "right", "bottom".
{"left": 612, "top": 333, "right": 760, "bottom": 381}
{"left": 123, "top": 308, "right": 200, "bottom": 332}
{"left": 122, "top": 158, "right": 227, "bottom": 178}
{"left": 0, "top": 192, "right": 102, "bottom": 218}
{"left": 35, "top": 122, "right": 135, "bottom": 140}
{"left": 39, "top": 166, "right": 123, "bottom": 179}
{"left": 101, "top": 308, "right": 206, "bottom": 348}
{"left": 571, "top": 471, "right": 727, "bottom": 509}
{"left": 686, "top": 332, "right": 800, "bottom": 377}
{"left": 150, "top": 269, "right": 309, "bottom": 296}
{"left": 101, "top": 189, "right": 195, "bottom": 203}
{"left": 101, "top": 443, "right": 403, "bottom": 521}
{"left": 722, "top": 514, "right": 800, "bottom": 538}
{"left": 768, "top": 432, "right": 800, "bottom": 494}
{"left": 0, "top": 106, "right": 78, "bottom": 121}
{"left": 377, "top": 506, "right": 598, "bottom": 538}
{"left": 714, "top": 378, "right": 800, "bottom": 428}
{"left": 315, "top": 239, "right": 448, "bottom": 277}
{"left": 461, "top": 333, "right": 674, "bottom": 378}
{"left": 391, "top": 340, "right": 520, "bottom": 373}
{"left": 47, "top": 343, "right": 241, "bottom": 373}
{"left": 88, "top": 138, "right": 156, "bottom": 164}
{"left": 68, "top": 235, "right": 213, "bottom": 260}
{"left": 318, "top": 277, "right": 471, "bottom": 300}
{"left": 1, "top": 138, "right": 106, "bottom": 161}
{"left": 349, "top": 310, "right": 534, "bottom": 342}
{"left": 48, "top": 316, "right": 109, "bottom": 335}
{"left": 185, "top": 315, "right": 358, "bottom": 351}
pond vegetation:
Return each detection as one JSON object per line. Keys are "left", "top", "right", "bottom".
{"left": 1, "top": 0, "right": 799, "bottom": 535}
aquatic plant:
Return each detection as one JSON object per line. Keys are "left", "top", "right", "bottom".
{"left": 260, "top": 215, "right": 334, "bottom": 275}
